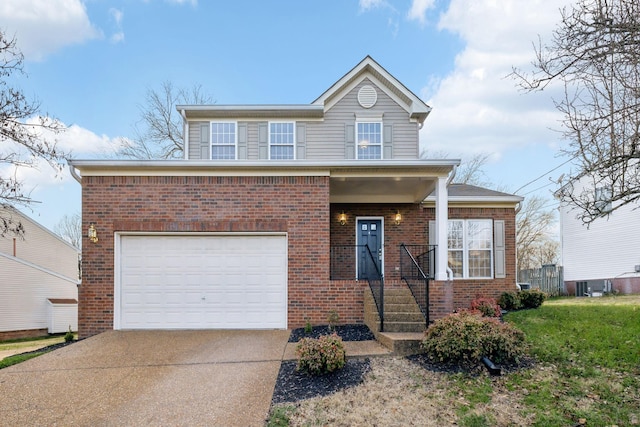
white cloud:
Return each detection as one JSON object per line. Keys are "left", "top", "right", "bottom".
{"left": 407, "top": 0, "right": 436, "bottom": 25}
{"left": 359, "top": 0, "right": 386, "bottom": 11}
{"left": 421, "top": 0, "right": 573, "bottom": 160}
{"left": 0, "top": 0, "right": 101, "bottom": 61}
{"left": 109, "top": 8, "right": 125, "bottom": 44}
{"left": 166, "top": 0, "right": 197, "bottom": 6}
{"left": 0, "top": 119, "right": 125, "bottom": 195}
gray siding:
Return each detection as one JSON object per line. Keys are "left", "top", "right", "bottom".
{"left": 184, "top": 78, "right": 419, "bottom": 161}
{"left": 305, "top": 78, "right": 418, "bottom": 160}
{"left": 247, "top": 122, "right": 259, "bottom": 160}
{"left": 188, "top": 121, "right": 208, "bottom": 160}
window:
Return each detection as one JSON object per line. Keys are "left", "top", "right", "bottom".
{"left": 594, "top": 186, "right": 612, "bottom": 214}
{"left": 356, "top": 122, "right": 382, "bottom": 160}
{"left": 269, "top": 122, "right": 295, "bottom": 160}
{"left": 447, "top": 219, "right": 493, "bottom": 279}
{"left": 210, "top": 122, "right": 236, "bottom": 160}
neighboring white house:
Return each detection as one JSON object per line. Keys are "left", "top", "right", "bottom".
{"left": 559, "top": 177, "right": 640, "bottom": 296}
{"left": 0, "top": 206, "right": 80, "bottom": 340}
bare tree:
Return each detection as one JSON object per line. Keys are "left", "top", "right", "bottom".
{"left": 516, "top": 196, "right": 557, "bottom": 270}
{"left": 117, "top": 81, "right": 214, "bottom": 159}
{"left": 54, "top": 212, "right": 81, "bottom": 248}
{"left": 512, "top": 0, "right": 640, "bottom": 225}
{"left": 1, "top": 30, "right": 66, "bottom": 236}
{"left": 420, "top": 150, "right": 492, "bottom": 187}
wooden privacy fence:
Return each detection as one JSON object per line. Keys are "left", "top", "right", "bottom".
{"left": 518, "top": 265, "right": 564, "bottom": 296}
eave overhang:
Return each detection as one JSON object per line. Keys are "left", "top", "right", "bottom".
{"left": 176, "top": 104, "right": 325, "bottom": 120}
{"left": 68, "top": 159, "right": 460, "bottom": 204}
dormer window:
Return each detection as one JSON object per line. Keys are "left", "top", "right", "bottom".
{"left": 269, "top": 122, "right": 295, "bottom": 160}
{"left": 356, "top": 122, "right": 382, "bottom": 160}
{"left": 211, "top": 122, "right": 236, "bottom": 160}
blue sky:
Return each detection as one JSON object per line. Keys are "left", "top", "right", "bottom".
{"left": 1, "top": 0, "right": 573, "bottom": 231}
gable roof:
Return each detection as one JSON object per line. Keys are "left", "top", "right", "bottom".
{"left": 312, "top": 55, "right": 432, "bottom": 124}
{"left": 177, "top": 56, "right": 431, "bottom": 124}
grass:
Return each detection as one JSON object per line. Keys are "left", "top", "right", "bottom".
{"left": 0, "top": 351, "right": 50, "bottom": 369}
{"left": 0, "top": 334, "right": 70, "bottom": 370}
{"left": 267, "top": 295, "right": 640, "bottom": 426}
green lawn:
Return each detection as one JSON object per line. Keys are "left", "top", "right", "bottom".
{"left": 504, "top": 295, "right": 640, "bottom": 426}
{"left": 268, "top": 295, "right": 640, "bottom": 426}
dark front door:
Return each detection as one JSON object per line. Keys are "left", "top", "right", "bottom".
{"left": 357, "top": 219, "right": 382, "bottom": 280}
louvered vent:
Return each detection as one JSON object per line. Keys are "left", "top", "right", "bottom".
{"left": 358, "top": 85, "right": 377, "bottom": 108}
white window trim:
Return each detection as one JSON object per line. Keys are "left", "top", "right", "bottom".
{"left": 448, "top": 219, "right": 494, "bottom": 279}
{"left": 210, "top": 121, "right": 238, "bottom": 160}
{"left": 355, "top": 121, "right": 382, "bottom": 160}
{"left": 268, "top": 121, "right": 296, "bottom": 160}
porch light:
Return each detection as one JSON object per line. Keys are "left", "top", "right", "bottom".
{"left": 339, "top": 211, "right": 347, "bottom": 226}
{"left": 394, "top": 211, "right": 402, "bottom": 225}
{"left": 88, "top": 224, "right": 98, "bottom": 243}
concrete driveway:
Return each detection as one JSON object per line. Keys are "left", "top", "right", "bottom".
{"left": 0, "top": 329, "right": 290, "bottom": 426}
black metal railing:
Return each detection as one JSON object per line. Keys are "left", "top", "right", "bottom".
{"left": 330, "top": 244, "right": 385, "bottom": 331}
{"left": 400, "top": 244, "right": 435, "bottom": 326}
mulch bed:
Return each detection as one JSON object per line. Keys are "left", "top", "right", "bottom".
{"left": 287, "top": 324, "right": 375, "bottom": 343}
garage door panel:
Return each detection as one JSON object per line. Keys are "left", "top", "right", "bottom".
{"left": 119, "top": 234, "right": 287, "bottom": 330}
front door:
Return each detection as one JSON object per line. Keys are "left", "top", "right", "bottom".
{"left": 357, "top": 219, "right": 383, "bottom": 280}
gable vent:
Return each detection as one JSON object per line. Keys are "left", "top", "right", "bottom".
{"left": 358, "top": 85, "right": 378, "bottom": 108}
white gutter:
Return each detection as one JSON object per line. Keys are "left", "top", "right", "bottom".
{"left": 68, "top": 162, "right": 82, "bottom": 183}
{"left": 446, "top": 165, "right": 457, "bottom": 185}
{"left": 0, "top": 252, "right": 80, "bottom": 286}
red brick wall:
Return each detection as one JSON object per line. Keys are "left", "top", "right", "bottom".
{"left": 80, "top": 176, "right": 519, "bottom": 337}
{"left": 330, "top": 204, "right": 519, "bottom": 317}
{"left": 0, "top": 328, "right": 48, "bottom": 341}
{"left": 330, "top": 203, "right": 427, "bottom": 281}
{"left": 80, "top": 175, "right": 331, "bottom": 337}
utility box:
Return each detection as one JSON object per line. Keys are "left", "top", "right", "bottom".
{"left": 47, "top": 298, "right": 78, "bottom": 333}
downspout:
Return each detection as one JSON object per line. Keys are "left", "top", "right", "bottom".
{"left": 180, "top": 109, "right": 188, "bottom": 160}
{"left": 514, "top": 200, "right": 522, "bottom": 286}
{"left": 444, "top": 165, "right": 457, "bottom": 281}
{"left": 69, "top": 163, "right": 82, "bottom": 184}
{"left": 446, "top": 165, "right": 457, "bottom": 185}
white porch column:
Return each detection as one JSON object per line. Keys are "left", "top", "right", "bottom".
{"left": 435, "top": 176, "right": 449, "bottom": 281}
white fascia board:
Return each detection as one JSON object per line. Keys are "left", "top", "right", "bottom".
{"left": 176, "top": 104, "right": 324, "bottom": 119}
{"left": 68, "top": 159, "right": 460, "bottom": 178}
{"left": 422, "top": 195, "right": 524, "bottom": 205}
{"left": 312, "top": 56, "right": 431, "bottom": 116}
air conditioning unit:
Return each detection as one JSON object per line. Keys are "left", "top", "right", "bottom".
{"left": 635, "top": 265, "right": 640, "bottom": 273}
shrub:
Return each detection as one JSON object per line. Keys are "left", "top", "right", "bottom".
{"left": 470, "top": 296, "right": 502, "bottom": 317}
{"left": 498, "top": 291, "right": 521, "bottom": 311}
{"left": 296, "top": 333, "right": 346, "bottom": 375}
{"left": 422, "top": 311, "right": 527, "bottom": 366}
{"left": 64, "top": 326, "right": 74, "bottom": 343}
{"left": 519, "top": 289, "right": 547, "bottom": 309}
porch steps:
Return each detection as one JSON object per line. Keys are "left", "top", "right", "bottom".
{"left": 364, "top": 287, "right": 426, "bottom": 356}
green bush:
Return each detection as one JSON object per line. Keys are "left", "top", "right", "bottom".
{"left": 64, "top": 326, "right": 74, "bottom": 343}
{"left": 296, "top": 333, "right": 346, "bottom": 375}
{"left": 519, "top": 289, "right": 547, "bottom": 309}
{"left": 498, "top": 291, "right": 521, "bottom": 311}
{"left": 470, "top": 296, "right": 502, "bottom": 317}
{"left": 422, "top": 311, "right": 527, "bottom": 366}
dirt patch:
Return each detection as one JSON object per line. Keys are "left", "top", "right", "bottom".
{"left": 277, "top": 357, "right": 535, "bottom": 426}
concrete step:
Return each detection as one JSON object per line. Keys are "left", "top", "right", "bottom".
{"left": 376, "top": 332, "right": 425, "bottom": 356}
{"left": 381, "top": 321, "right": 426, "bottom": 333}
{"left": 383, "top": 311, "right": 426, "bottom": 323}
{"left": 383, "top": 303, "right": 423, "bottom": 313}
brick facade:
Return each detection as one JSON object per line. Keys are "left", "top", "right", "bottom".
{"left": 81, "top": 175, "right": 332, "bottom": 337}
{"left": 80, "top": 176, "right": 518, "bottom": 337}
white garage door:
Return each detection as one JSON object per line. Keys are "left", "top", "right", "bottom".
{"left": 117, "top": 234, "right": 287, "bottom": 329}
